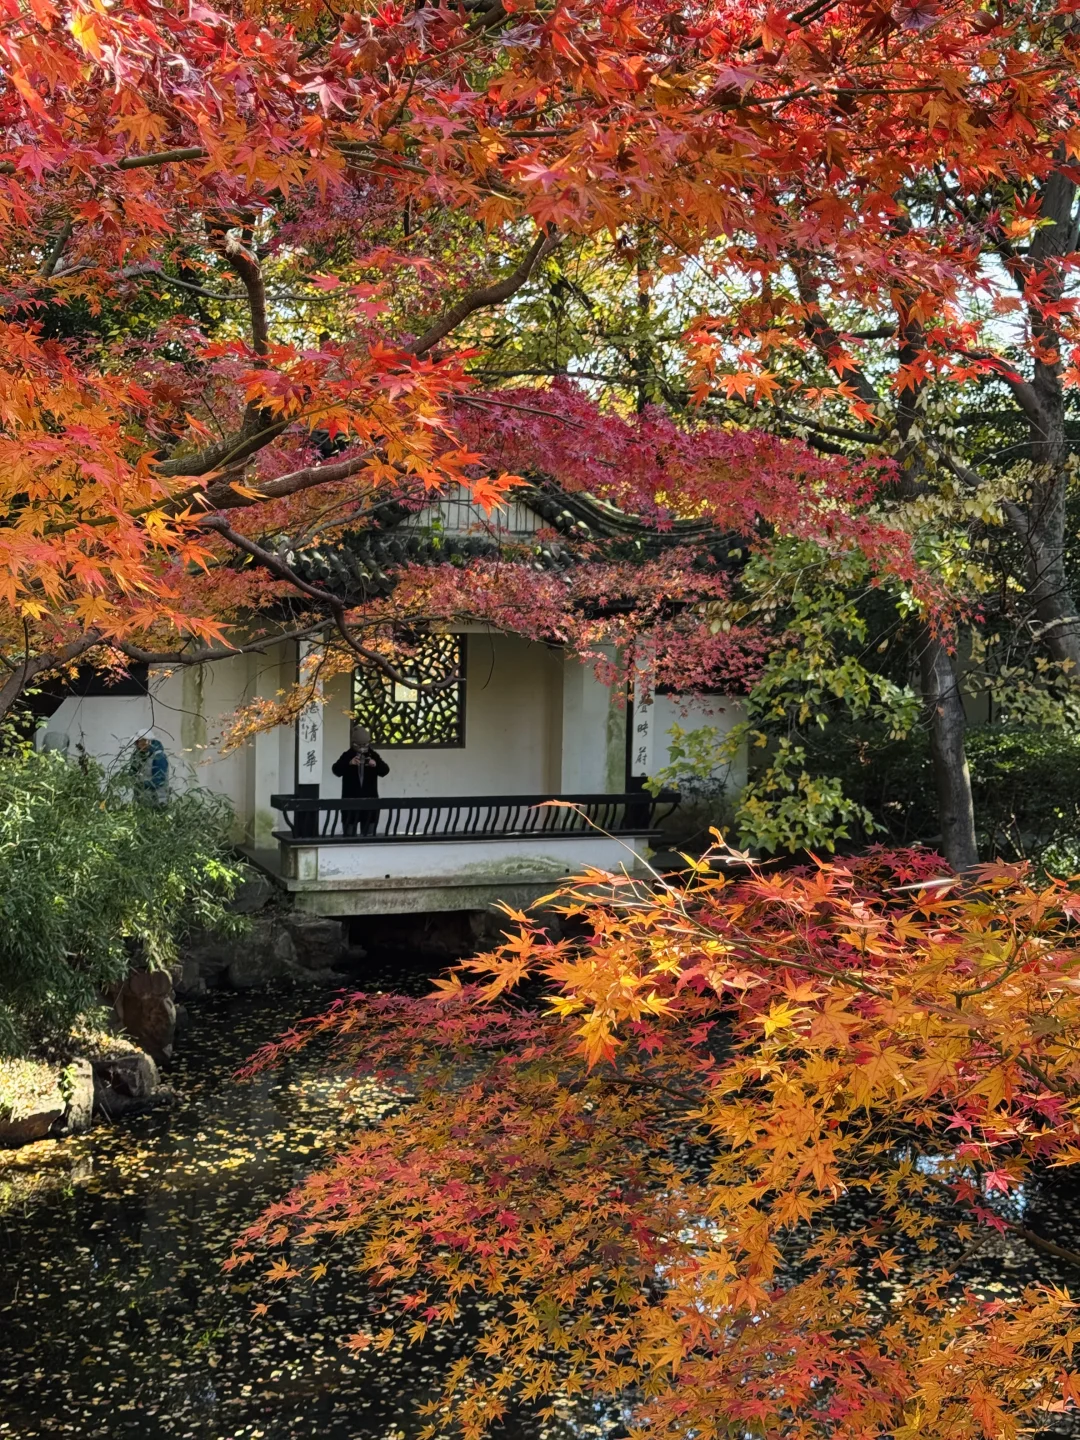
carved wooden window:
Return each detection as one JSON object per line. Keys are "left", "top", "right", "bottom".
{"left": 352, "top": 635, "right": 466, "bottom": 748}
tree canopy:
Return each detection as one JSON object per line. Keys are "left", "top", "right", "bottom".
{"left": 6, "top": 0, "right": 1080, "bottom": 1430}
{"left": 3, "top": 0, "right": 1078, "bottom": 855}
{"left": 4, "top": 0, "right": 1080, "bottom": 864}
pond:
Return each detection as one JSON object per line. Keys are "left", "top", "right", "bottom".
{"left": 2, "top": 958, "right": 1079, "bottom": 1440}
{"left": 0, "top": 960, "right": 615, "bottom": 1440}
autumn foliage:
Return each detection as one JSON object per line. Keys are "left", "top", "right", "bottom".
{"left": 1, "top": 0, "right": 1078, "bottom": 718}
{"left": 236, "top": 847, "right": 1080, "bottom": 1439}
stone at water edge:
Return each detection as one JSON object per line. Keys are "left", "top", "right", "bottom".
{"left": 283, "top": 915, "right": 345, "bottom": 972}
{"left": 0, "top": 1057, "right": 95, "bottom": 1148}
{"left": 0, "top": 1099, "right": 64, "bottom": 1147}
{"left": 92, "top": 1050, "right": 162, "bottom": 1119}
{"left": 179, "top": 908, "right": 348, "bottom": 992}
{"left": 62, "top": 1059, "right": 94, "bottom": 1135}
{"left": 227, "top": 915, "right": 298, "bottom": 988}
{"left": 114, "top": 968, "right": 177, "bottom": 1064}
{"left": 229, "top": 871, "right": 277, "bottom": 915}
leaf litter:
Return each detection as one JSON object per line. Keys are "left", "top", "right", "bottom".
{"left": 0, "top": 972, "right": 618, "bottom": 1440}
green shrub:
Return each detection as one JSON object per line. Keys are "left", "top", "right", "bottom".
{"left": 803, "top": 725, "right": 1080, "bottom": 872}
{"left": 0, "top": 748, "right": 245, "bottom": 1054}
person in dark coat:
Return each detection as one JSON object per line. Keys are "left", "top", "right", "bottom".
{"left": 332, "top": 724, "right": 389, "bottom": 836}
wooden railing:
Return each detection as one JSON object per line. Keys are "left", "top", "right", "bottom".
{"left": 269, "top": 791, "right": 680, "bottom": 843}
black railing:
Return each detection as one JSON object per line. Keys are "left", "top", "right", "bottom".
{"left": 269, "top": 791, "right": 680, "bottom": 843}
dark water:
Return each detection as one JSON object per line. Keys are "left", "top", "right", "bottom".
{"left": 2, "top": 965, "right": 1078, "bottom": 1440}
{"left": 0, "top": 965, "right": 613, "bottom": 1440}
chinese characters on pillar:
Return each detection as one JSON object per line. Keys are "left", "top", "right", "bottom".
{"left": 296, "top": 639, "right": 325, "bottom": 785}
{"left": 297, "top": 705, "right": 322, "bottom": 783}
{"left": 635, "top": 718, "right": 650, "bottom": 773}
{"left": 632, "top": 679, "right": 652, "bottom": 777}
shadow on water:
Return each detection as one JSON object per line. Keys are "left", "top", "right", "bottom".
{"left": 0, "top": 955, "right": 613, "bottom": 1440}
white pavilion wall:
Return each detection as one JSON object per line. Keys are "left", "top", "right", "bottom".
{"left": 631, "top": 692, "right": 747, "bottom": 791}
{"left": 319, "top": 633, "right": 565, "bottom": 800}
{"left": 39, "top": 636, "right": 749, "bottom": 851}
{"left": 39, "top": 650, "right": 283, "bottom": 843}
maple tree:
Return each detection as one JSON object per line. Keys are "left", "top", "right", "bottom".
{"left": 1, "top": 0, "right": 1077, "bottom": 873}
{"left": 678, "top": 4, "right": 1080, "bottom": 868}
{"left": 236, "top": 844, "right": 1080, "bottom": 1439}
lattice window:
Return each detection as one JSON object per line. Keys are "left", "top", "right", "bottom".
{"left": 352, "top": 635, "right": 466, "bottom": 748}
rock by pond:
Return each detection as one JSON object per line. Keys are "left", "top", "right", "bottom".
{"left": 0, "top": 1057, "right": 93, "bottom": 1148}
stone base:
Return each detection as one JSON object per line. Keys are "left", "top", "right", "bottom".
{"left": 113, "top": 970, "right": 177, "bottom": 1065}
{"left": 0, "top": 1058, "right": 94, "bottom": 1149}
{"left": 92, "top": 1049, "right": 164, "bottom": 1120}
{"left": 177, "top": 908, "right": 347, "bottom": 998}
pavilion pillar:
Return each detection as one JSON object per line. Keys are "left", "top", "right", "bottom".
{"left": 560, "top": 648, "right": 622, "bottom": 793}
{"left": 251, "top": 644, "right": 292, "bottom": 849}
{"left": 293, "top": 637, "right": 326, "bottom": 817}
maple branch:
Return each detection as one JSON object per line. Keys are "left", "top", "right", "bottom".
{"left": 215, "top": 231, "right": 270, "bottom": 358}
{"left": 120, "top": 266, "right": 338, "bottom": 305}
{"left": 162, "top": 448, "right": 377, "bottom": 516}
{"left": 922, "top": 1174, "right": 1080, "bottom": 1270}
{"left": 40, "top": 218, "right": 74, "bottom": 279}
{"left": 119, "top": 265, "right": 247, "bottom": 302}
{"left": 955, "top": 351, "right": 1043, "bottom": 429}
{"left": 41, "top": 449, "right": 379, "bottom": 539}
{"left": 155, "top": 232, "right": 555, "bottom": 483}
{"left": 794, "top": 270, "right": 883, "bottom": 415}
{"left": 110, "top": 624, "right": 328, "bottom": 667}
{"left": 0, "top": 631, "right": 104, "bottom": 718}
{"left": 155, "top": 224, "right": 274, "bottom": 479}
{"left": 453, "top": 393, "right": 589, "bottom": 428}
{"left": 155, "top": 421, "right": 291, "bottom": 481}
{"left": 0, "top": 146, "right": 208, "bottom": 178}
{"left": 198, "top": 519, "right": 460, "bottom": 692}
{"left": 406, "top": 230, "right": 560, "bottom": 357}
{"left": 599, "top": 1074, "right": 704, "bottom": 1108}
{"left": 1005, "top": 1221, "right": 1080, "bottom": 1270}
{"left": 771, "top": 407, "right": 877, "bottom": 445}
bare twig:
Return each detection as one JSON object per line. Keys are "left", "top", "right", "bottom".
{"left": 0, "top": 146, "right": 208, "bottom": 178}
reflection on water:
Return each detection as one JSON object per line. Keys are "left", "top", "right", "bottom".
{"left": 0, "top": 970, "right": 612, "bottom": 1440}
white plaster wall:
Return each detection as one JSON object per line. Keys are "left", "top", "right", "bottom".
{"left": 38, "top": 639, "right": 747, "bottom": 857}
{"left": 298, "top": 833, "right": 652, "bottom": 884}
{"left": 36, "top": 650, "right": 292, "bottom": 842}
{"left": 320, "top": 634, "right": 565, "bottom": 801}
{"left": 41, "top": 692, "right": 161, "bottom": 777}
{"left": 637, "top": 693, "right": 748, "bottom": 792}
{"left": 559, "top": 651, "right": 620, "bottom": 794}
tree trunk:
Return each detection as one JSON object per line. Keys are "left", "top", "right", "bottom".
{"left": 893, "top": 299, "right": 979, "bottom": 872}
{"left": 920, "top": 630, "right": 979, "bottom": 870}
{"left": 1009, "top": 164, "right": 1080, "bottom": 672}
{"left": 1018, "top": 487, "right": 1080, "bottom": 672}
{"left": 0, "top": 633, "right": 103, "bottom": 720}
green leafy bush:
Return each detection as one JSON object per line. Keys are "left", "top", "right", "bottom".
{"left": 0, "top": 748, "right": 245, "bottom": 1054}
{"left": 804, "top": 725, "right": 1080, "bottom": 872}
